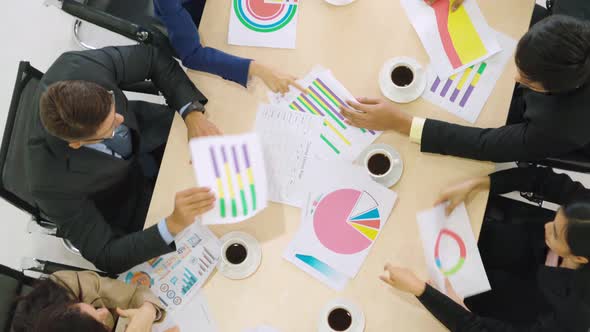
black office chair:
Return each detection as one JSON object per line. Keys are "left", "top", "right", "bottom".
{"left": 0, "top": 62, "right": 64, "bottom": 240}
{"left": 0, "top": 258, "right": 110, "bottom": 332}
{"left": 0, "top": 61, "right": 162, "bottom": 258}
{"left": 44, "top": 0, "right": 206, "bottom": 53}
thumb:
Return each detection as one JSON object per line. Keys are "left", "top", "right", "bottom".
{"left": 116, "top": 307, "right": 129, "bottom": 317}
{"left": 445, "top": 201, "right": 458, "bottom": 216}
{"left": 434, "top": 195, "right": 449, "bottom": 207}
{"left": 444, "top": 278, "right": 453, "bottom": 290}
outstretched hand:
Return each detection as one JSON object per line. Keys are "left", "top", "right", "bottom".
{"left": 340, "top": 97, "right": 413, "bottom": 134}
{"left": 250, "top": 61, "right": 306, "bottom": 94}
{"left": 434, "top": 177, "right": 490, "bottom": 216}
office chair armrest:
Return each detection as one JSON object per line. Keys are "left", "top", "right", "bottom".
{"left": 20, "top": 258, "right": 113, "bottom": 278}
{"left": 537, "top": 154, "right": 590, "bottom": 173}
{"left": 61, "top": 0, "right": 151, "bottom": 43}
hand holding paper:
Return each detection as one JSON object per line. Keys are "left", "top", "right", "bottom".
{"left": 416, "top": 203, "right": 490, "bottom": 298}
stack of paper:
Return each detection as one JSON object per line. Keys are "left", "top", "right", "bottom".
{"left": 401, "top": 0, "right": 517, "bottom": 123}
{"left": 268, "top": 67, "right": 382, "bottom": 162}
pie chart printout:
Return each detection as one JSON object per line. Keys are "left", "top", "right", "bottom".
{"left": 312, "top": 189, "right": 382, "bottom": 255}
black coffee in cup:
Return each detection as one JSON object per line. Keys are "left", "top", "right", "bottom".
{"left": 328, "top": 308, "right": 352, "bottom": 331}
{"left": 367, "top": 153, "right": 391, "bottom": 176}
{"left": 391, "top": 65, "right": 414, "bottom": 87}
{"left": 225, "top": 243, "right": 247, "bottom": 265}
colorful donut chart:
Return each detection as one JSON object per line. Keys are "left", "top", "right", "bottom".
{"left": 233, "top": 0, "right": 298, "bottom": 33}
{"left": 434, "top": 228, "right": 467, "bottom": 276}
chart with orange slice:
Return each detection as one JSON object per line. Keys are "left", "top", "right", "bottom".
{"left": 312, "top": 189, "right": 381, "bottom": 255}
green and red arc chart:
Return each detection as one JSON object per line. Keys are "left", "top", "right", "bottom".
{"left": 233, "top": 0, "right": 298, "bottom": 33}
{"left": 434, "top": 228, "right": 467, "bottom": 277}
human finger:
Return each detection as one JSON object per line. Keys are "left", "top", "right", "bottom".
{"left": 290, "top": 79, "right": 307, "bottom": 93}
{"left": 445, "top": 201, "right": 459, "bottom": 216}
{"left": 346, "top": 100, "right": 374, "bottom": 113}
{"left": 356, "top": 96, "right": 382, "bottom": 105}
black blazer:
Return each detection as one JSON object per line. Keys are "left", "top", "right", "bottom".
{"left": 417, "top": 167, "right": 590, "bottom": 332}
{"left": 553, "top": 0, "right": 590, "bottom": 20}
{"left": 421, "top": 82, "right": 590, "bottom": 162}
{"left": 25, "top": 45, "right": 207, "bottom": 274}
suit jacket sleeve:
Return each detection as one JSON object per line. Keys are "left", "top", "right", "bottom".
{"left": 68, "top": 44, "right": 207, "bottom": 109}
{"left": 488, "top": 167, "right": 590, "bottom": 205}
{"left": 420, "top": 119, "right": 573, "bottom": 162}
{"left": 417, "top": 284, "right": 568, "bottom": 332}
{"left": 154, "top": 0, "right": 252, "bottom": 87}
{"left": 36, "top": 195, "right": 174, "bottom": 274}
{"left": 51, "top": 271, "right": 165, "bottom": 322}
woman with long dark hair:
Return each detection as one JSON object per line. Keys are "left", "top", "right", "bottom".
{"left": 381, "top": 167, "right": 590, "bottom": 332}
{"left": 340, "top": 14, "right": 590, "bottom": 162}
{"left": 12, "top": 270, "right": 165, "bottom": 332}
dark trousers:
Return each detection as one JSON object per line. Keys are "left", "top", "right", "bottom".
{"left": 464, "top": 197, "right": 555, "bottom": 324}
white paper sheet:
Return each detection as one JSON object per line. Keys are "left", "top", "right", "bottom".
{"left": 119, "top": 223, "right": 221, "bottom": 311}
{"left": 243, "top": 325, "right": 281, "bottom": 332}
{"left": 255, "top": 104, "right": 326, "bottom": 207}
{"left": 416, "top": 203, "right": 491, "bottom": 298}
{"left": 400, "top": 0, "right": 501, "bottom": 79}
{"left": 269, "top": 68, "right": 381, "bottom": 161}
{"left": 228, "top": 0, "right": 299, "bottom": 49}
{"left": 117, "top": 293, "right": 217, "bottom": 332}
{"left": 264, "top": 0, "right": 298, "bottom": 3}
{"left": 422, "top": 31, "right": 517, "bottom": 123}
{"left": 154, "top": 293, "right": 217, "bottom": 332}
{"left": 190, "top": 133, "right": 268, "bottom": 225}
{"left": 284, "top": 160, "right": 397, "bottom": 287}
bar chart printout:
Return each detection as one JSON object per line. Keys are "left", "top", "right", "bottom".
{"left": 422, "top": 31, "right": 517, "bottom": 123}
{"left": 400, "top": 0, "right": 501, "bottom": 78}
{"left": 190, "top": 133, "right": 268, "bottom": 225}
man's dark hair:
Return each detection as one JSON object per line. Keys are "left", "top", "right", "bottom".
{"left": 516, "top": 15, "right": 590, "bottom": 93}
{"left": 39, "top": 80, "right": 112, "bottom": 141}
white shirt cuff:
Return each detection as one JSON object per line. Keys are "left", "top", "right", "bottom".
{"left": 157, "top": 219, "right": 175, "bottom": 245}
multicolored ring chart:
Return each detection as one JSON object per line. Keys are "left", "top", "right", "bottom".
{"left": 434, "top": 228, "right": 466, "bottom": 277}
{"left": 233, "top": 0, "right": 298, "bottom": 33}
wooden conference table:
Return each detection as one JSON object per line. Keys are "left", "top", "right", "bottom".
{"left": 145, "top": 1, "right": 535, "bottom": 331}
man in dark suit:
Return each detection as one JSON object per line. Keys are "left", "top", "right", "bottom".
{"left": 26, "top": 45, "right": 217, "bottom": 273}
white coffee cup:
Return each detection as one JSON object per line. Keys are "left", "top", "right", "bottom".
{"left": 363, "top": 149, "right": 401, "bottom": 179}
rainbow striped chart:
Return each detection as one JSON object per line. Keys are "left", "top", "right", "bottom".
{"left": 271, "top": 69, "right": 381, "bottom": 161}
{"left": 228, "top": 0, "right": 299, "bottom": 49}
{"left": 190, "top": 133, "right": 268, "bottom": 225}
{"left": 417, "top": 203, "right": 490, "bottom": 298}
{"left": 422, "top": 31, "right": 517, "bottom": 123}
{"left": 401, "top": 0, "right": 500, "bottom": 78}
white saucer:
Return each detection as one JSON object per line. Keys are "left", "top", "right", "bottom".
{"left": 318, "top": 299, "right": 365, "bottom": 332}
{"left": 324, "top": 0, "right": 356, "bottom": 6}
{"left": 356, "top": 144, "right": 403, "bottom": 188}
{"left": 218, "top": 232, "right": 262, "bottom": 280}
{"left": 379, "top": 57, "right": 427, "bottom": 104}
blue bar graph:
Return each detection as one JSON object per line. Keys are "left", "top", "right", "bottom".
{"left": 181, "top": 268, "right": 198, "bottom": 295}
